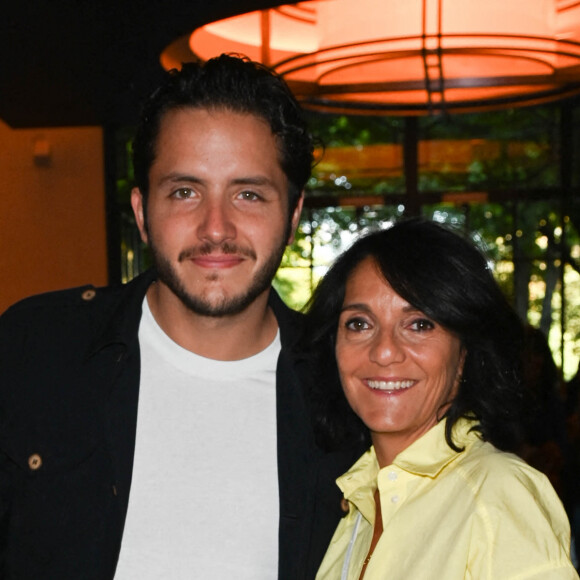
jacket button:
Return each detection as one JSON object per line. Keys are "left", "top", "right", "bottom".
{"left": 81, "top": 288, "right": 96, "bottom": 301}
{"left": 28, "top": 453, "right": 42, "bottom": 470}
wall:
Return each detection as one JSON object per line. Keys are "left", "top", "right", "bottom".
{"left": 0, "top": 119, "right": 108, "bottom": 314}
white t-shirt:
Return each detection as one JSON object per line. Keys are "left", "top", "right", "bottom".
{"left": 114, "top": 298, "right": 280, "bottom": 578}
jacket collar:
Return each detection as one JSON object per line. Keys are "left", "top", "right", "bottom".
{"left": 267, "top": 286, "right": 303, "bottom": 348}
{"left": 87, "top": 268, "right": 156, "bottom": 358}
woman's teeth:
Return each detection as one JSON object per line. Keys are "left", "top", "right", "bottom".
{"left": 367, "top": 380, "right": 414, "bottom": 391}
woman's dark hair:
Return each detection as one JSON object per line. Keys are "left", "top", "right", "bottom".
{"left": 304, "top": 217, "right": 526, "bottom": 453}
{"left": 132, "top": 53, "right": 313, "bottom": 220}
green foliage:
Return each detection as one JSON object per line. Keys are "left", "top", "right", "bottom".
{"left": 305, "top": 111, "right": 404, "bottom": 148}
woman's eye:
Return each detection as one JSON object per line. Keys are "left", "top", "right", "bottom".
{"left": 345, "top": 317, "right": 370, "bottom": 332}
{"left": 410, "top": 318, "right": 435, "bottom": 332}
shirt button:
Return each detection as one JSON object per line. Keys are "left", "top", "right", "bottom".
{"left": 81, "top": 289, "right": 96, "bottom": 301}
{"left": 391, "top": 495, "right": 400, "bottom": 504}
{"left": 387, "top": 471, "right": 398, "bottom": 481}
{"left": 28, "top": 453, "right": 42, "bottom": 470}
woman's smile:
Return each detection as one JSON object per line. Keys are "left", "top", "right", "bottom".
{"left": 365, "top": 378, "right": 416, "bottom": 392}
{"left": 335, "top": 256, "right": 465, "bottom": 466}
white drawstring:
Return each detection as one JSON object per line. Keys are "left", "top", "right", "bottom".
{"left": 341, "top": 510, "right": 362, "bottom": 580}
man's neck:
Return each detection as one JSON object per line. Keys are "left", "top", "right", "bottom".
{"left": 145, "top": 282, "right": 278, "bottom": 361}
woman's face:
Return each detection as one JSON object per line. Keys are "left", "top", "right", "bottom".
{"left": 335, "top": 257, "right": 465, "bottom": 464}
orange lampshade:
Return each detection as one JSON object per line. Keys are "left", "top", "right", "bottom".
{"left": 161, "top": 0, "right": 580, "bottom": 115}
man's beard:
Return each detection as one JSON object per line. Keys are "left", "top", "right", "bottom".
{"left": 149, "top": 237, "right": 288, "bottom": 318}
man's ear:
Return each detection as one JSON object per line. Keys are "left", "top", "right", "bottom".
{"left": 130, "top": 187, "right": 149, "bottom": 244}
{"left": 287, "top": 192, "right": 304, "bottom": 245}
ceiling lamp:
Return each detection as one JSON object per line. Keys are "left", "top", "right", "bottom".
{"left": 161, "top": 0, "right": 580, "bottom": 115}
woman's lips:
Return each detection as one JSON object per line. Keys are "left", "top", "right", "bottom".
{"left": 365, "top": 379, "right": 415, "bottom": 392}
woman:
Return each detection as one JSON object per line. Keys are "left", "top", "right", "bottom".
{"left": 306, "top": 218, "right": 578, "bottom": 579}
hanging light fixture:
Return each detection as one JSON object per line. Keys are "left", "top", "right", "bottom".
{"left": 161, "top": 0, "right": 580, "bottom": 115}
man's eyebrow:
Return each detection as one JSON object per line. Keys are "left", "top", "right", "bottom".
{"left": 155, "top": 174, "right": 278, "bottom": 188}
{"left": 230, "top": 176, "right": 277, "bottom": 187}
{"left": 156, "top": 173, "right": 205, "bottom": 187}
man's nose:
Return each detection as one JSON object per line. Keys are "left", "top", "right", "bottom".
{"left": 196, "top": 199, "right": 236, "bottom": 244}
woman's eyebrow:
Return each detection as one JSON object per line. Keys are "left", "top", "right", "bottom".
{"left": 340, "top": 303, "right": 371, "bottom": 313}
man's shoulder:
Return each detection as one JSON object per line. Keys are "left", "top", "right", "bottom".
{"left": 1, "top": 283, "right": 124, "bottom": 326}
{"left": 0, "top": 272, "right": 156, "bottom": 355}
{"left": 1, "top": 270, "right": 155, "bottom": 326}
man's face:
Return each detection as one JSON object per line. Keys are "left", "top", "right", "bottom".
{"left": 131, "top": 107, "right": 302, "bottom": 317}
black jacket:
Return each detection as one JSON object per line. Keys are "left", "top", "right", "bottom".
{"left": 0, "top": 271, "right": 359, "bottom": 579}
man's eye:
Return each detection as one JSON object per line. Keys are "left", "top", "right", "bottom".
{"left": 410, "top": 318, "right": 435, "bottom": 332}
{"left": 345, "top": 317, "right": 370, "bottom": 332}
{"left": 172, "top": 188, "right": 195, "bottom": 199}
{"left": 238, "top": 191, "right": 261, "bottom": 201}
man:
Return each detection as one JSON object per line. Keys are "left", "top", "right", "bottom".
{"left": 0, "top": 55, "right": 359, "bottom": 579}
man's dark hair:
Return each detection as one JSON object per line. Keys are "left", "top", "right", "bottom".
{"left": 305, "top": 217, "right": 526, "bottom": 453}
{"left": 132, "top": 54, "right": 314, "bottom": 217}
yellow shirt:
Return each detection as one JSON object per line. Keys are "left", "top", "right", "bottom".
{"left": 316, "top": 418, "right": 578, "bottom": 580}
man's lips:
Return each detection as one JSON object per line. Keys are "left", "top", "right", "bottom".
{"left": 189, "top": 254, "right": 245, "bottom": 269}
{"left": 178, "top": 243, "right": 256, "bottom": 268}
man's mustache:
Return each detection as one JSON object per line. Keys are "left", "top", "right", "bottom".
{"left": 178, "top": 242, "right": 257, "bottom": 262}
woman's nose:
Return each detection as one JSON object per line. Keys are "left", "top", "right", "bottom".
{"left": 369, "top": 329, "right": 405, "bottom": 365}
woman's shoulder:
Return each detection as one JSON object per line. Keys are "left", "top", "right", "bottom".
{"left": 457, "top": 439, "right": 554, "bottom": 493}
{"left": 454, "top": 440, "right": 576, "bottom": 577}
{"left": 454, "top": 439, "right": 568, "bottom": 528}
